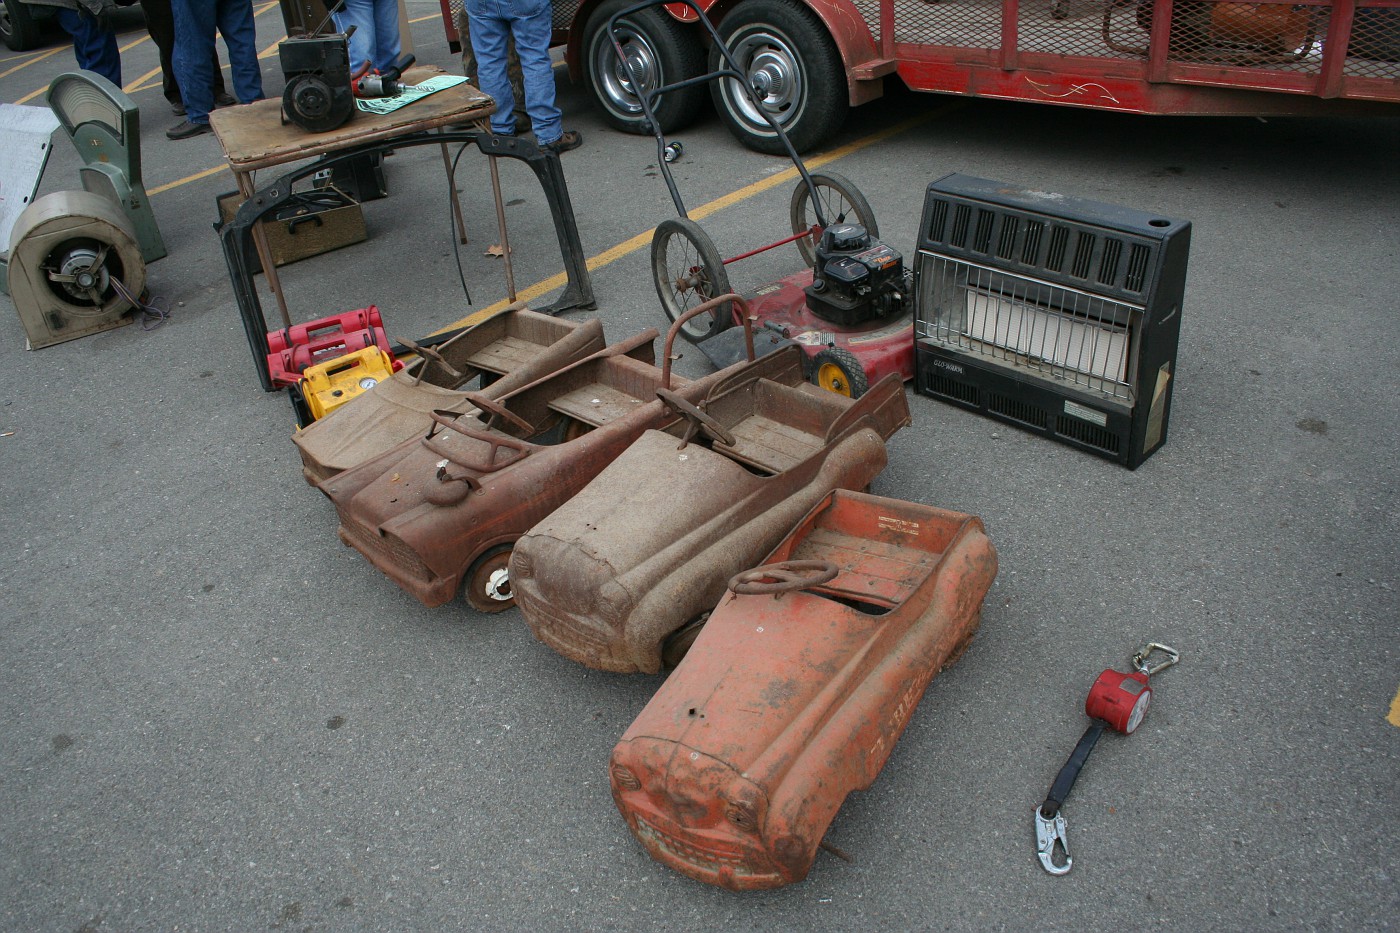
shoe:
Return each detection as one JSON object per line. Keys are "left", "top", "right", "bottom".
{"left": 214, "top": 92, "right": 237, "bottom": 108}
{"left": 166, "top": 119, "right": 211, "bottom": 140}
{"left": 171, "top": 102, "right": 186, "bottom": 117}
{"left": 541, "top": 129, "right": 582, "bottom": 155}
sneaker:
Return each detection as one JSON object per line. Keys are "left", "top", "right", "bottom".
{"left": 541, "top": 129, "right": 582, "bottom": 155}
{"left": 166, "top": 119, "right": 211, "bottom": 140}
{"left": 214, "top": 92, "right": 238, "bottom": 108}
{"left": 171, "top": 101, "right": 186, "bottom": 116}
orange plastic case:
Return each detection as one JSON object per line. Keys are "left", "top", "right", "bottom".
{"left": 609, "top": 490, "right": 997, "bottom": 890}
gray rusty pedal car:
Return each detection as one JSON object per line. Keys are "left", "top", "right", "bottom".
{"left": 510, "top": 351, "right": 912, "bottom": 675}
{"left": 294, "top": 306, "right": 605, "bottom": 483}
{"left": 320, "top": 299, "right": 781, "bottom": 611}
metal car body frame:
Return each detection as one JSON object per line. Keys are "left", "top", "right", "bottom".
{"left": 609, "top": 489, "right": 998, "bottom": 890}
{"left": 511, "top": 351, "right": 912, "bottom": 675}
{"left": 293, "top": 306, "right": 606, "bottom": 484}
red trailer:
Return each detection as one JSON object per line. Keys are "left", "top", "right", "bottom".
{"left": 440, "top": 0, "right": 1398, "bottom": 152}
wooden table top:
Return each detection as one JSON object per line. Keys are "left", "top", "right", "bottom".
{"left": 210, "top": 66, "right": 494, "bottom": 175}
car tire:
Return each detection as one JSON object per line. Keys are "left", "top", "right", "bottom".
{"left": 583, "top": 0, "right": 707, "bottom": 134}
{"left": 812, "top": 347, "right": 868, "bottom": 399}
{"left": 1, "top": 0, "right": 46, "bottom": 51}
{"left": 710, "top": 0, "right": 848, "bottom": 155}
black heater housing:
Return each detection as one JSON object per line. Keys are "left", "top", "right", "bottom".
{"left": 913, "top": 173, "right": 1190, "bottom": 469}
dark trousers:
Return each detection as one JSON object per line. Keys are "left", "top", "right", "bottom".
{"left": 56, "top": 8, "right": 121, "bottom": 87}
{"left": 139, "top": 0, "right": 225, "bottom": 107}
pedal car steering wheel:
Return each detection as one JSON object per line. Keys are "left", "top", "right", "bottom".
{"left": 729, "top": 560, "right": 839, "bottom": 595}
{"left": 397, "top": 336, "right": 463, "bottom": 382}
{"left": 656, "top": 387, "right": 735, "bottom": 447}
{"left": 458, "top": 390, "right": 535, "bottom": 435}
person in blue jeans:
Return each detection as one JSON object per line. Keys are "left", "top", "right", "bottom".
{"left": 166, "top": 0, "right": 264, "bottom": 140}
{"left": 331, "top": 0, "right": 401, "bottom": 74}
{"left": 465, "top": 0, "right": 581, "bottom": 154}
{"left": 29, "top": 0, "right": 121, "bottom": 86}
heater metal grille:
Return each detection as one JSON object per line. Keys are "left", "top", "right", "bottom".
{"left": 915, "top": 252, "right": 1142, "bottom": 404}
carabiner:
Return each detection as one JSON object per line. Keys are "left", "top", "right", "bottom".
{"left": 1034, "top": 807, "right": 1072, "bottom": 875}
{"left": 1132, "top": 642, "right": 1180, "bottom": 677}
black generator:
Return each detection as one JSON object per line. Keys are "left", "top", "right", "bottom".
{"left": 913, "top": 173, "right": 1190, "bottom": 469}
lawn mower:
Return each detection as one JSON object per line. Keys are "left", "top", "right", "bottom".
{"left": 608, "top": 0, "right": 914, "bottom": 399}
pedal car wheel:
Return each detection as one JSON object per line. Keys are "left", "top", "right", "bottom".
{"left": 583, "top": 0, "right": 707, "bottom": 133}
{"left": 464, "top": 544, "right": 515, "bottom": 613}
{"left": 790, "top": 171, "right": 879, "bottom": 267}
{"left": 652, "top": 218, "right": 733, "bottom": 342}
{"left": 812, "top": 347, "right": 868, "bottom": 399}
{"left": 710, "top": 0, "right": 848, "bottom": 154}
{"left": 660, "top": 615, "right": 708, "bottom": 669}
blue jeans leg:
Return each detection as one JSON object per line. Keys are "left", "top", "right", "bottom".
{"left": 216, "top": 0, "right": 264, "bottom": 103}
{"left": 465, "top": 0, "right": 559, "bottom": 140}
{"left": 509, "top": 0, "right": 560, "bottom": 143}
{"left": 335, "top": 0, "right": 401, "bottom": 73}
{"left": 170, "top": 0, "right": 216, "bottom": 123}
{"left": 57, "top": 9, "right": 121, "bottom": 87}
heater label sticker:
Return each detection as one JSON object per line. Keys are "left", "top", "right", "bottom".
{"left": 1063, "top": 400, "right": 1108, "bottom": 427}
{"left": 931, "top": 358, "right": 965, "bottom": 375}
{"left": 878, "top": 516, "right": 920, "bottom": 536}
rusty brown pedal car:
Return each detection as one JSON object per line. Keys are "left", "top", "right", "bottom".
{"left": 294, "top": 306, "right": 605, "bottom": 484}
{"left": 510, "top": 344, "right": 911, "bottom": 675}
{"left": 320, "top": 299, "right": 784, "bottom": 611}
{"left": 609, "top": 490, "right": 998, "bottom": 890}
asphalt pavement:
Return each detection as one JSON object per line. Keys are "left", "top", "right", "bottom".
{"left": 1, "top": 4, "right": 1397, "bottom": 931}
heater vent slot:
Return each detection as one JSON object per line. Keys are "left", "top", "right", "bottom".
{"left": 1056, "top": 414, "right": 1121, "bottom": 454}
{"left": 1022, "top": 220, "right": 1044, "bottom": 266}
{"left": 927, "top": 198, "right": 949, "bottom": 242}
{"left": 997, "top": 216, "right": 1020, "bottom": 260}
{"left": 1071, "top": 231, "right": 1096, "bottom": 278}
{"left": 1124, "top": 243, "right": 1152, "bottom": 293}
{"left": 988, "top": 392, "right": 1048, "bottom": 428}
{"left": 1098, "top": 238, "right": 1123, "bottom": 286}
{"left": 951, "top": 204, "right": 971, "bottom": 248}
{"left": 925, "top": 371, "right": 980, "bottom": 406}
{"left": 1046, "top": 226, "right": 1069, "bottom": 272}
{"left": 973, "top": 210, "right": 995, "bottom": 253}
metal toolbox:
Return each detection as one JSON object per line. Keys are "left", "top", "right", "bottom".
{"left": 215, "top": 187, "right": 367, "bottom": 271}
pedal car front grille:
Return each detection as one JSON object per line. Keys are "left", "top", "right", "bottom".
{"left": 337, "top": 512, "right": 435, "bottom": 584}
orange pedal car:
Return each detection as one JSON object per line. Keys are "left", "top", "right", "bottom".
{"left": 609, "top": 490, "right": 997, "bottom": 890}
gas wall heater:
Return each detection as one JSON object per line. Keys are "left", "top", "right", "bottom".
{"left": 914, "top": 174, "right": 1190, "bottom": 469}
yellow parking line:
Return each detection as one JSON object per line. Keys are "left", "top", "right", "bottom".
{"left": 434, "top": 108, "right": 951, "bottom": 332}
{"left": 124, "top": 66, "right": 163, "bottom": 96}
{"left": 1389, "top": 685, "right": 1400, "bottom": 727}
{"left": 148, "top": 165, "right": 230, "bottom": 195}
{"left": 2, "top": 46, "right": 63, "bottom": 84}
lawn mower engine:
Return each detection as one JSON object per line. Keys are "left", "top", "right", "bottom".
{"left": 803, "top": 224, "right": 906, "bottom": 327}
{"left": 280, "top": 32, "right": 355, "bottom": 133}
